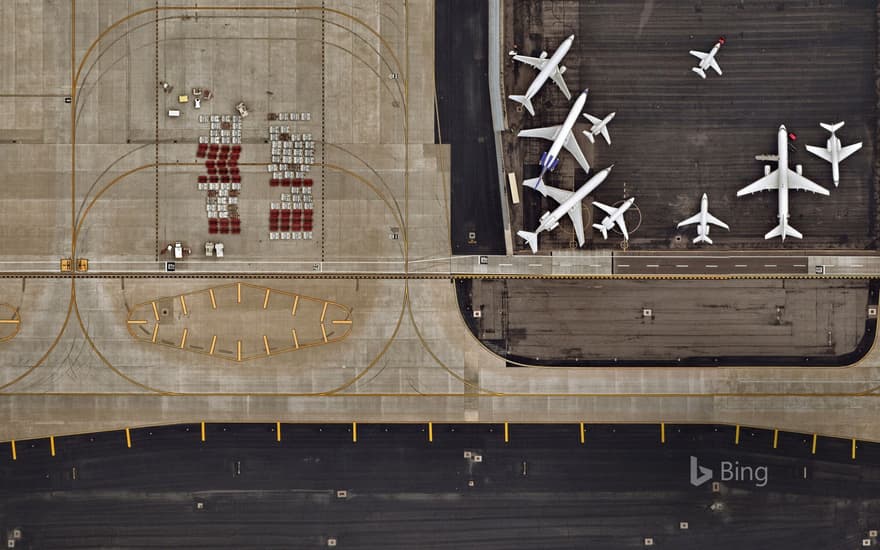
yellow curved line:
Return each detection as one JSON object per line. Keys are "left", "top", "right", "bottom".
{"left": 0, "top": 305, "right": 22, "bottom": 344}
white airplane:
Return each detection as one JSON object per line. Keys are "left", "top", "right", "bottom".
{"left": 677, "top": 193, "right": 729, "bottom": 244}
{"left": 689, "top": 37, "right": 725, "bottom": 79}
{"left": 517, "top": 165, "right": 614, "bottom": 254}
{"left": 582, "top": 112, "right": 616, "bottom": 145}
{"left": 517, "top": 89, "right": 591, "bottom": 195}
{"left": 593, "top": 197, "right": 636, "bottom": 240}
{"left": 737, "top": 124, "right": 829, "bottom": 241}
{"left": 805, "top": 121, "right": 862, "bottom": 187}
{"left": 508, "top": 34, "right": 574, "bottom": 116}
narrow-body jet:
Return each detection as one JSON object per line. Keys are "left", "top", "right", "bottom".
{"left": 690, "top": 37, "right": 725, "bottom": 79}
{"left": 805, "top": 121, "right": 862, "bottom": 187}
{"left": 592, "top": 197, "right": 636, "bottom": 240}
{"left": 677, "top": 193, "right": 729, "bottom": 244}
{"left": 508, "top": 35, "right": 574, "bottom": 116}
{"left": 582, "top": 111, "right": 616, "bottom": 145}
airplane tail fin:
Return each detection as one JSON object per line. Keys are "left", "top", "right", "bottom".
{"left": 517, "top": 230, "right": 539, "bottom": 254}
{"left": 693, "top": 234, "right": 713, "bottom": 245}
{"left": 691, "top": 67, "right": 707, "bottom": 79}
{"left": 508, "top": 95, "right": 535, "bottom": 116}
{"left": 765, "top": 223, "right": 803, "bottom": 241}
{"left": 523, "top": 177, "right": 546, "bottom": 196}
{"left": 592, "top": 224, "right": 608, "bottom": 240}
{"left": 582, "top": 130, "right": 596, "bottom": 144}
{"left": 820, "top": 121, "right": 845, "bottom": 134}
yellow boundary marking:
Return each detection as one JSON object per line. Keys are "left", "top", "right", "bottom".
{"left": 735, "top": 425, "right": 741, "bottom": 445}
{"left": 179, "top": 295, "right": 188, "bottom": 316}
{"left": 352, "top": 421, "right": 357, "bottom": 442}
{"left": 237, "top": 282, "right": 241, "bottom": 304}
{"left": 151, "top": 302, "right": 159, "bottom": 321}
{"left": 201, "top": 422, "right": 205, "bottom": 442}
{"left": 125, "top": 428, "right": 131, "bottom": 448}
{"left": 773, "top": 429, "right": 779, "bottom": 449}
{"left": 209, "top": 335, "right": 217, "bottom": 355}
{"left": 579, "top": 422, "right": 585, "bottom": 444}
{"left": 291, "top": 329, "right": 299, "bottom": 349}
{"left": 291, "top": 295, "right": 299, "bottom": 316}
{"left": 852, "top": 439, "right": 857, "bottom": 460}
{"left": 276, "top": 422, "right": 282, "bottom": 442}
{"left": 209, "top": 288, "right": 216, "bottom": 309}
{"left": 811, "top": 433, "right": 818, "bottom": 454}
{"left": 332, "top": 319, "right": 353, "bottom": 324}
{"left": 50, "top": 436, "right": 55, "bottom": 457}
{"left": 263, "top": 335, "right": 271, "bottom": 356}
{"left": 236, "top": 340, "right": 242, "bottom": 362}
{"left": 0, "top": 319, "right": 20, "bottom": 324}
{"left": 321, "top": 323, "right": 328, "bottom": 343}
{"left": 10, "top": 440, "right": 16, "bottom": 461}
{"left": 504, "top": 422, "right": 509, "bottom": 443}
{"left": 263, "top": 289, "right": 271, "bottom": 309}
{"left": 320, "top": 302, "right": 328, "bottom": 323}
{"left": 126, "top": 319, "right": 147, "bottom": 325}
{"left": 179, "top": 328, "right": 188, "bottom": 349}
{"left": 428, "top": 421, "right": 433, "bottom": 442}
{"left": 150, "top": 323, "right": 159, "bottom": 343}
{"left": 660, "top": 422, "right": 666, "bottom": 444}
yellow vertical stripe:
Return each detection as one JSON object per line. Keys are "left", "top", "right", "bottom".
{"left": 352, "top": 422, "right": 357, "bottom": 442}
{"left": 660, "top": 422, "right": 666, "bottom": 444}
{"left": 201, "top": 422, "right": 205, "bottom": 442}
{"left": 10, "top": 440, "right": 16, "bottom": 461}
{"left": 504, "top": 422, "right": 509, "bottom": 443}
{"left": 50, "top": 436, "right": 55, "bottom": 457}
{"left": 852, "top": 439, "right": 857, "bottom": 460}
{"left": 180, "top": 328, "right": 188, "bottom": 349}
{"left": 276, "top": 422, "right": 282, "bottom": 442}
{"left": 237, "top": 283, "right": 241, "bottom": 304}
{"left": 125, "top": 428, "right": 131, "bottom": 448}
{"left": 811, "top": 434, "right": 817, "bottom": 455}
{"left": 151, "top": 301, "right": 159, "bottom": 320}
{"left": 209, "top": 335, "right": 217, "bottom": 355}
{"left": 579, "top": 422, "right": 585, "bottom": 444}
{"left": 428, "top": 422, "right": 433, "bottom": 443}
{"left": 773, "top": 429, "right": 778, "bottom": 449}
{"left": 735, "top": 425, "right": 741, "bottom": 445}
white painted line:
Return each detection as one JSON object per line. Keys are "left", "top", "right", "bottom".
{"left": 528, "top": 263, "right": 542, "bottom": 267}
{"left": 705, "top": 264, "right": 718, "bottom": 268}
{"left": 764, "top": 264, "right": 777, "bottom": 268}
{"left": 646, "top": 264, "right": 659, "bottom": 268}
{"left": 793, "top": 264, "right": 806, "bottom": 267}
{"left": 675, "top": 264, "right": 689, "bottom": 268}
{"left": 734, "top": 264, "right": 748, "bottom": 268}
{"left": 589, "top": 264, "right": 601, "bottom": 267}
{"left": 498, "top": 263, "right": 512, "bottom": 267}
{"left": 618, "top": 264, "right": 630, "bottom": 268}
{"left": 852, "top": 264, "right": 864, "bottom": 268}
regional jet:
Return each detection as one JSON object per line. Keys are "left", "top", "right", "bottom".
{"left": 689, "top": 37, "right": 725, "bottom": 79}
{"left": 805, "top": 121, "right": 862, "bottom": 187}
{"left": 508, "top": 35, "right": 574, "bottom": 116}
{"left": 517, "top": 165, "right": 614, "bottom": 254}
{"left": 737, "top": 124, "right": 829, "bottom": 241}
{"left": 677, "top": 193, "right": 729, "bottom": 245}
{"left": 582, "top": 112, "right": 615, "bottom": 145}
{"left": 592, "top": 197, "right": 635, "bottom": 240}
{"left": 518, "top": 89, "right": 591, "bottom": 195}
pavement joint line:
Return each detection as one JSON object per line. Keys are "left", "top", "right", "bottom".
{"left": 153, "top": 0, "right": 159, "bottom": 261}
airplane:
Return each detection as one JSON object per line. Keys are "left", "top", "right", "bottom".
{"left": 582, "top": 111, "right": 616, "bottom": 145}
{"left": 508, "top": 34, "right": 574, "bottom": 116}
{"left": 517, "top": 89, "right": 591, "bottom": 195}
{"left": 805, "top": 121, "right": 862, "bottom": 187}
{"left": 517, "top": 165, "right": 614, "bottom": 254}
{"left": 737, "top": 124, "right": 829, "bottom": 241}
{"left": 593, "top": 197, "right": 636, "bottom": 240}
{"left": 677, "top": 193, "right": 729, "bottom": 244}
{"left": 689, "top": 37, "right": 725, "bottom": 79}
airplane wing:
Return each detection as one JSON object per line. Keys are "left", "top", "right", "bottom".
{"left": 600, "top": 126, "right": 611, "bottom": 145}
{"left": 592, "top": 201, "right": 615, "bottom": 215}
{"left": 542, "top": 184, "right": 574, "bottom": 206}
{"left": 615, "top": 216, "right": 629, "bottom": 241}
{"left": 584, "top": 113, "right": 602, "bottom": 125}
{"left": 562, "top": 132, "right": 590, "bottom": 173}
{"left": 689, "top": 50, "right": 708, "bottom": 60}
{"left": 512, "top": 54, "right": 547, "bottom": 71}
{"left": 787, "top": 169, "right": 829, "bottom": 195}
{"left": 517, "top": 125, "right": 561, "bottom": 141}
{"left": 566, "top": 205, "right": 586, "bottom": 246}
{"left": 709, "top": 58, "right": 722, "bottom": 75}
{"left": 676, "top": 212, "right": 701, "bottom": 228}
{"left": 839, "top": 142, "right": 863, "bottom": 161}
{"left": 549, "top": 67, "right": 572, "bottom": 100}
{"left": 737, "top": 169, "right": 780, "bottom": 196}
{"left": 805, "top": 144, "right": 832, "bottom": 162}
{"left": 706, "top": 213, "right": 730, "bottom": 230}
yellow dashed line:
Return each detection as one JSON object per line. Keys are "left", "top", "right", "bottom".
{"left": 50, "top": 436, "right": 55, "bottom": 457}
{"left": 428, "top": 421, "right": 433, "bottom": 442}
{"left": 579, "top": 422, "right": 585, "bottom": 444}
{"left": 179, "top": 295, "right": 188, "bottom": 316}
{"left": 352, "top": 422, "right": 357, "bottom": 442}
{"left": 201, "top": 422, "right": 205, "bottom": 442}
{"left": 126, "top": 319, "right": 147, "bottom": 325}
{"left": 773, "top": 429, "right": 779, "bottom": 449}
{"left": 321, "top": 323, "right": 328, "bottom": 343}
{"left": 10, "top": 440, "right": 16, "bottom": 461}
{"left": 852, "top": 439, "right": 857, "bottom": 460}
{"left": 236, "top": 340, "right": 242, "bottom": 362}
{"left": 332, "top": 319, "right": 353, "bottom": 325}
{"left": 263, "top": 288, "right": 271, "bottom": 309}
{"left": 125, "top": 428, "right": 131, "bottom": 448}
{"left": 179, "top": 328, "right": 188, "bottom": 349}
{"left": 237, "top": 282, "right": 241, "bottom": 304}
{"left": 0, "top": 319, "right": 20, "bottom": 324}
{"left": 291, "top": 295, "right": 299, "bottom": 316}
{"left": 209, "top": 335, "right": 217, "bottom": 356}
{"left": 151, "top": 301, "right": 159, "bottom": 321}
{"left": 320, "top": 302, "right": 328, "bottom": 323}
{"left": 276, "top": 422, "right": 282, "bottom": 442}
{"left": 209, "top": 288, "right": 216, "bottom": 309}
{"left": 291, "top": 329, "right": 299, "bottom": 349}
{"left": 735, "top": 425, "right": 741, "bottom": 445}
{"left": 504, "top": 422, "right": 509, "bottom": 443}
{"left": 263, "top": 335, "right": 271, "bottom": 356}
{"left": 811, "top": 433, "right": 817, "bottom": 454}
{"left": 150, "top": 323, "right": 159, "bottom": 343}
{"left": 660, "top": 422, "right": 666, "bottom": 444}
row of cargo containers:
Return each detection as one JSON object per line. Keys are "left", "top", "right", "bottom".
{"left": 269, "top": 231, "right": 314, "bottom": 240}
{"left": 269, "top": 178, "right": 314, "bottom": 187}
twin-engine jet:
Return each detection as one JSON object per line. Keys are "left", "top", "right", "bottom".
{"left": 677, "top": 193, "right": 729, "bottom": 245}
{"left": 805, "top": 121, "right": 862, "bottom": 187}
{"left": 737, "top": 125, "right": 829, "bottom": 241}
{"left": 592, "top": 197, "right": 635, "bottom": 240}
{"left": 517, "top": 165, "right": 614, "bottom": 253}
{"left": 508, "top": 35, "right": 574, "bottom": 116}
{"left": 582, "top": 111, "right": 616, "bottom": 145}
{"left": 517, "top": 89, "right": 592, "bottom": 195}
{"left": 690, "top": 37, "right": 725, "bottom": 79}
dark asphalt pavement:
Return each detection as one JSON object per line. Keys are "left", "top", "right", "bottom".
{"left": 1, "top": 423, "right": 879, "bottom": 549}
{"left": 436, "top": 0, "right": 506, "bottom": 254}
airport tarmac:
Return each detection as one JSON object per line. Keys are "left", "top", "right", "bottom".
{"left": 2, "top": 423, "right": 878, "bottom": 549}
{"left": 502, "top": 0, "right": 877, "bottom": 252}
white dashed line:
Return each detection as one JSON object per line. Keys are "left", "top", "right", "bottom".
{"left": 618, "top": 264, "right": 630, "bottom": 267}
{"left": 646, "top": 264, "right": 659, "bottom": 268}
{"left": 764, "top": 264, "right": 777, "bottom": 268}
{"left": 498, "top": 263, "right": 512, "bottom": 267}
{"left": 793, "top": 264, "right": 806, "bottom": 267}
{"left": 675, "top": 264, "right": 689, "bottom": 268}
{"left": 528, "top": 263, "right": 542, "bottom": 267}
{"left": 705, "top": 264, "right": 718, "bottom": 268}
{"left": 734, "top": 264, "right": 748, "bottom": 268}
{"left": 852, "top": 264, "right": 864, "bottom": 268}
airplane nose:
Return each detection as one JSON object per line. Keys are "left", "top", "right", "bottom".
{"left": 702, "top": 193, "right": 708, "bottom": 200}
{"left": 605, "top": 164, "right": 615, "bottom": 172}
{"left": 568, "top": 34, "right": 575, "bottom": 40}
{"left": 779, "top": 124, "right": 787, "bottom": 131}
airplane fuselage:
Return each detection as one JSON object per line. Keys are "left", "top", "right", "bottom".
{"left": 828, "top": 134, "right": 842, "bottom": 184}
{"left": 697, "top": 194, "right": 710, "bottom": 237}
{"left": 589, "top": 112, "right": 616, "bottom": 136}
{"left": 534, "top": 166, "right": 613, "bottom": 235}
{"left": 596, "top": 197, "right": 635, "bottom": 232}
{"left": 523, "top": 35, "right": 574, "bottom": 102}
{"left": 539, "top": 90, "right": 588, "bottom": 173}
{"left": 776, "top": 125, "right": 790, "bottom": 234}
{"left": 699, "top": 42, "right": 722, "bottom": 71}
